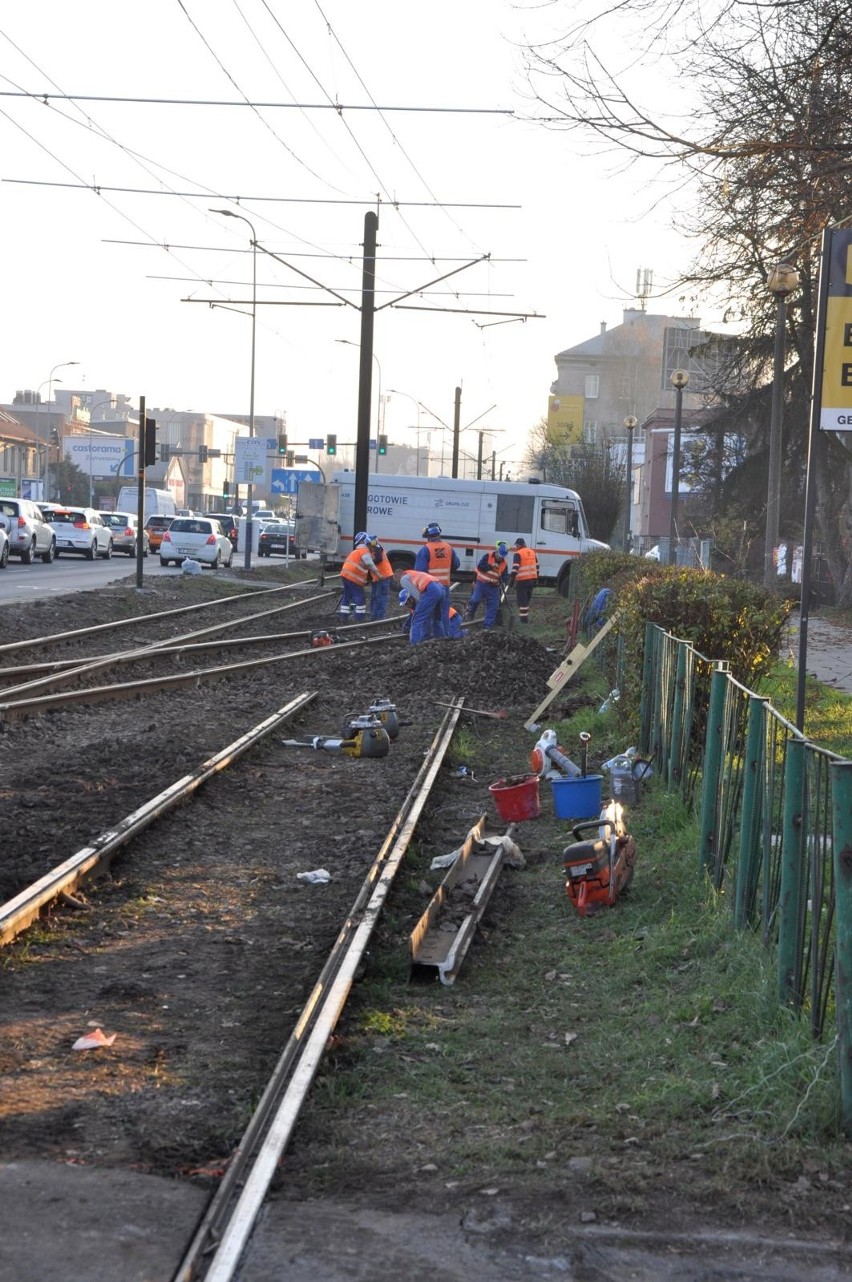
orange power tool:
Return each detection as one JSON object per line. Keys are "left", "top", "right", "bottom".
{"left": 562, "top": 800, "right": 637, "bottom": 917}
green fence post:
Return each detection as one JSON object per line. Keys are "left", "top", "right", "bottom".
{"left": 830, "top": 761, "right": 852, "bottom": 1137}
{"left": 639, "top": 622, "right": 656, "bottom": 757}
{"left": 669, "top": 641, "right": 689, "bottom": 790}
{"left": 778, "top": 738, "right": 806, "bottom": 1008}
{"left": 699, "top": 666, "right": 729, "bottom": 877}
{"left": 734, "top": 695, "right": 767, "bottom": 929}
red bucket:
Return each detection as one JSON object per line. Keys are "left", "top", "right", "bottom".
{"left": 488, "top": 773, "right": 541, "bottom": 822}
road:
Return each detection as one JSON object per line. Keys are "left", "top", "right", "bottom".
{"left": 0, "top": 553, "right": 185, "bottom": 606}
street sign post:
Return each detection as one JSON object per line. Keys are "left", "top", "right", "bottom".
{"left": 271, "top": 467, "right": 315, "bottom": 495}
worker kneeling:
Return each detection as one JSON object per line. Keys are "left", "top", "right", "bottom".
{"left": 399, "top": 568, "right": 450, "bottom": 644}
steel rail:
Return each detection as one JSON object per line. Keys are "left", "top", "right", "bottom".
{"left": 0, "top": 580, "right": 322, "bottom": 658}
{"left": 173, "top": 697, "right": 465, "bottom": 1282}
{"left": 0, "top": 615, "right": 395, "bottom": 683}
{"left": 0, "top": 591, "right": 336, "bottom": 701}
{"left": 0, "top": 632, "right": 408, "bottom": 721}
{"left": 0, "top": 692, "right": 317, "bottom": 946}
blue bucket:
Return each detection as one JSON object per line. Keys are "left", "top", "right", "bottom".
{"left": 551, "top": 774, "right": 603, "bottom": 821}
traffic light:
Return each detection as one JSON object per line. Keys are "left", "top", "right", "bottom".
{"left": 199, "top": 444, "right": 209, "bottom": 463}
{"left": 144, "top": 417, "right": 157, "bottom": 467}
{"left": 277, "top": 432, "right": 288, "bottom": 456}
{"left": 377, "top": 434, "right": 388, "bottom": 456}
{"left": 286, "top": 450, "right": 295, "bottom": 467}
{"left": 223, "top": 480, "right": 230, "bottom": 498}
{"left": 326, "top": 434, "right": 337, "bottom": 456}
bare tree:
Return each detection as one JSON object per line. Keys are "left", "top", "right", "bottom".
{"left": 523, "top": 0, "right": 852, "bottom": 601}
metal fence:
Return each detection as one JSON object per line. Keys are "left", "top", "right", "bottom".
{"left": 637, "top": 622, "right": 851, "bottom": 1130}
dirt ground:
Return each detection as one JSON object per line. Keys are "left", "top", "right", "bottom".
{"left": 1, "top": 568, "right": 850, "bottom": 1281}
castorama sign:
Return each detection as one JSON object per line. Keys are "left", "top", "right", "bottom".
{"left": 62, "top": 435, "right": 135, "bottom": 478}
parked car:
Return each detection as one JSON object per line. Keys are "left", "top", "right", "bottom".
{"left": 98, "top": 511, "right": 149, "bottom": 557}
{"left": 46, "top": 507, "right": 113, "bottom": 559}
{"left": 204, "top": 512, "right": 239, "bottom": 548}
{"left": 258, "top": 521, "right": 304, "bottom": 558}
{"left": 0, "top": 497, "right": 57, "bottom": 563}
{"left": 0, "top": 524, "right": 8, "bottom": 569}
{"left": 160, "top": 516, "right": 235, "bottom": 569}
{"left": 145, "top": 514, "right": 174, "bottom": 553}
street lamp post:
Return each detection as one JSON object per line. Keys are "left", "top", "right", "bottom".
{"left": 623, "top": 416, "right": 638, "bottom": 552}
{"left": 764, "top": 261, "right": 800, "bottom": 589}
{"left": 668, "top": 370, "right": 689, "bottom": 565}
{"left": 41, "top": 361, "right": 79, "bottom": 501}
{"left": 211, "top": 209, "right": 256, "bottom": 568}
{"left": 388, "top": 389, "right": 425, "bottom": 474}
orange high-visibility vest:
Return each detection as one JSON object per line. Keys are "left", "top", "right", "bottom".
{"left": 403, "top": 568, "right": 441, "bottom": 594}
{"left": 372, "top": 545, "right": 394, "bottom": 580}
{"left": 513, "top": 546, "right": 538, "bottom": 581}
{"left": 341, "top": 547, "right": 372, "bottom": 586}
{"left": 422, "top": 540, "right": 454, "bottom": 584}
{"left": 475, "top": 552, "right": 506, "bottom": 586}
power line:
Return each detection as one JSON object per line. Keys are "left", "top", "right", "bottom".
{"left": 0, "top": 90, "right": 511, "bottom": 113}
{"left": 3, "top": 179, "right": 520, "bottom": 208}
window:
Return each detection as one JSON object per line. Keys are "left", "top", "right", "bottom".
{"left": 541, "top": 501, "right": 580, "bottom": 538}
{"left": 585, "top": 375, "right": 600, "bottom": 399}
{"left": 495, "top": 494, "right": 534, "bottom": 534}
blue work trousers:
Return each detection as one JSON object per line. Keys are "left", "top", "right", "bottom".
{"left": 410, "top": 582, "right": 450, "bottom": 644}
{"left": 467, "top": 580, "right": 501, "bottom": 628}
{"left": 371, "top": 577, "right": 391, "bottom": 620}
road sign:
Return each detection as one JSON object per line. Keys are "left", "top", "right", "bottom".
{"left": 308, "top": 438, "right": 324, "bottom": 449}
{"left": 820, "top": 227, "right": 852, "bottom": 431}
{"left": 271, "top": 468, "right": 314, "bottom": 495}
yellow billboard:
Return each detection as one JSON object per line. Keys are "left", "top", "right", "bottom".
{"left": 820, "top": 228, "right": 852, "bottom": 431}
{"left": 547, "top": 394, "right": 584, "bottom": 444}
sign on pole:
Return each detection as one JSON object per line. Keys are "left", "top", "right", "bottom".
{"left": 820, "top": 226, "right": 852, "bottom": 431}
{"left": 271, "top": 467, "right": 315, "bottom": 495}
{"left": 234, "top": 437, "right": 269, "bottom": 487}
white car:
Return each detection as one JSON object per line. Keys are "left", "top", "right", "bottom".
{"left": 0, "top": 524, "right": 8, "bottom": 569}
{"left": 160, "top": 516, "right": 235, "bottom": 569}
{"left": 46, "top": 507, "right": 113, "bottom": 559}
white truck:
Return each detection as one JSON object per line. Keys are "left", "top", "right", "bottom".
{"left": 116, "top": 486, "right": 177, "bottom": 521}
{"left": 294, "top": 471, "right": 608, "bottom": 594}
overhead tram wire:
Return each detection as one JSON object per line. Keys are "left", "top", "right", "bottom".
{"left": 3, "top": 180, "right": 519, "bottom": 209}
{"left": 0, "top": 91, "right": 512, "bottom": 114}
{"left": 105, "top": 240, "right": 526, "bottom": 264}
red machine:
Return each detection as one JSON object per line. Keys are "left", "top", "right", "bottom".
{"left": 310, "top": 629, "right": 337, "bottom": 647}
{"left": 562, "top": 800, "right": 636, "bottom": 917}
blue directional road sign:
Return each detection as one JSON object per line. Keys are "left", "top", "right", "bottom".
{"left": 271, "top": 467, "right": 315, "bottom": 495}
{"left": 308, "top": 438, "right": 324, "bottom": 450}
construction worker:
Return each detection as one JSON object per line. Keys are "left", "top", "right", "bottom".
{"left": 508, "top": 537, "right": 540, "bottom": 624}
{"left": 414, "top": 522, "right": 459, "bottom": 586}
{"left": 401, "top": 596, "right": 464, "bottom": 640}
{"left": 368, "top": 534, "right": 394, "bottom": 620}
{"left": 398, "top": 567, "right": 450, "bottom": 644}
{"left": 339, "top": 531, "right": 379, "bottom": 622}
{"left": 465, "top": 541, "right": 509, "bottom": 630}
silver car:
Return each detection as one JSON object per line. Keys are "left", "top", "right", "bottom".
{"left": 0, "top": 498, "right": 56, "bottom": 563}
{"left": 0, "top": 524, "right": 8, "bottom": 569}
{"left": 46, "top": 507, "right": 113, "bottom": 560}
{"left": 98, "top": 511, "right": 149, "bottom": 557}
{"left": 160, "top": 516, "right": 234, "bottom": 569}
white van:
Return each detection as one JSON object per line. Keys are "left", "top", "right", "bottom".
{"left": 116, "top": 486, "right": 177, "bottom": 522}
{"left": 295, "top": 472, "right": 608, "bottom": 595}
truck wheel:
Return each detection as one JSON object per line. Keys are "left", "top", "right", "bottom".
{"left": 388, "top": 551, "right": 416, "bottom": 575}
{"left": 556, "top": 564, "right": 572, "bottom": 597}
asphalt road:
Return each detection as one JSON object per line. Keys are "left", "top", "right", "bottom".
{"left": 0, "top": 552, "right": 195, "bottom": 606}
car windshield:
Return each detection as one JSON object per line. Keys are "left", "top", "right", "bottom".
{"left": 171, "top": 519, "right": 211, "bottom": 534}
{"left": 102, "top": 514, "right": 129, "bottom": 528}
{"left": 147, "top": 517, "right": 172, "bottom": 529}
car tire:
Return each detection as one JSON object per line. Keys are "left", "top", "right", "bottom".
{"left": 85, "top": 541, "right": 96, "bottom": 561}
{"left": 225, "top": 547, "right": 233, "bottom": 567}
{"left": 40, "top": 539, "right": 56, "bottom": 564}
{"left": 160, "top": 557, "right": 170, "bottom": 567}
{"left": 211, "top": 551, "right": 221, "bottom": 570}
{"left": 100, "top": 539, "right": 113, "bottom": 560}
{"left": 21, "top": 539, "right": 36, "bottom": 565}
{"left": 128, "top": 542, "right": 137, "bottom": 557}
{"left": 0, "top": 542, "right": 8, "bottom": 569}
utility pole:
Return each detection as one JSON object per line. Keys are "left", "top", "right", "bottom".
{"left": 136, "top": 396, "right": 146, "bottom": 590}
{"left": 451, "top": 386, "right": 462, "bottom": 478}
{"left": 354, "top": 211, "right": 377, "bottom": 538}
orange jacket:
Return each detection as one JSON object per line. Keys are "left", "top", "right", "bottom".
{"left": 512, "top": 546, "right": 539, "bottom": 581}
{"left": 372, "top": 544, "right": 394, "bottom": 580}
{"left": 402, "top": 568, "right": 441, "bottom": 595}
{"left": 475, "top": 551, "right": 507, "bottom": 586}
{"left": 341, "top": 547, "right": 374, "bottom": 586}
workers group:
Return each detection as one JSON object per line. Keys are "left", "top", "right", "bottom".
{"left": 338, "top": 521, "right": 539, "bottom": 644}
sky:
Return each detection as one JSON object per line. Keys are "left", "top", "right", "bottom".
{"left": 0, "top": 0, "right": 698, "bottom": 473}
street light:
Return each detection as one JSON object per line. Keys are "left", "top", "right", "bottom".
{"left": 668, "top": 369, "right": 689, "bottom": 565}
{"left": 211, "top": 209, "right": 256, "bottom": 568}
{"left": 388, "top": 389, "right": 425, "bottom": 475}
{"left": 764, "top": 261, "right": 800, "bottom": 589}
{"left": 41, "top": 361, "right": 79, "bottom": 500}
{"left": 336, "top": 339, "right": 382, "bottom": 468}
{"left": 82, "top": 398, "right": 119, "bottom": 506}
{"left": 623, "top": 416, "right": 638, "bottom": 552}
